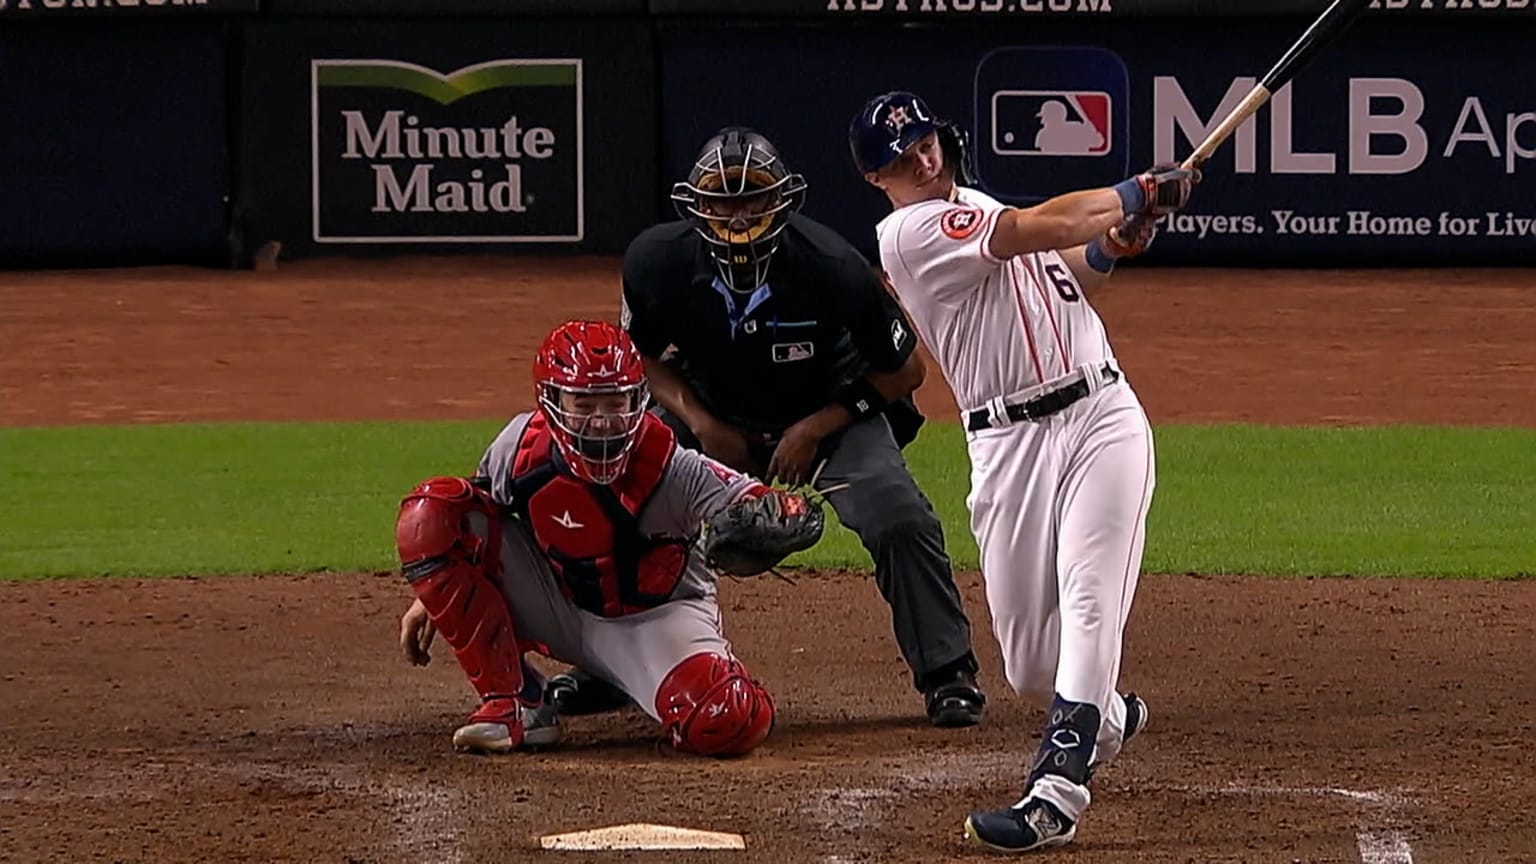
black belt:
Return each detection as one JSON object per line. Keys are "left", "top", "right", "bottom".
{"left": 965, "top": 365, "right": 1120, "bottom": 432}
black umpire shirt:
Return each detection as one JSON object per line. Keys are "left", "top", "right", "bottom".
{"left": 621, "top": 213, "right": 921, "bottom": 436}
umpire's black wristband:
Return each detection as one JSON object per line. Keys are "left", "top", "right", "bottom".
{"left": 835, "top": 378, "right": 888, "bottom": 421}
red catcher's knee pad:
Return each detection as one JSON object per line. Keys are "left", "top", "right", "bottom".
{"left": 655, "top": 652, "right": 775, "bottom": 757}
{"left": 396, "top": 476, "right": 496, "bottom": 573}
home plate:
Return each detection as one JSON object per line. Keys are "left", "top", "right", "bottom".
{"left": 539, "top": 823, "right": 746, "bottom": 851}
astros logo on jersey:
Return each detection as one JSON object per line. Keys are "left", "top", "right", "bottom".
{"left": 940, "top": 207, "right": 985, "bottom": 240}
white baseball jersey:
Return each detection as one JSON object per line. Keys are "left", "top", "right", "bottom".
{"left": 874, "top": 183, "right": 1154, "bottom": 826}
{"left": 875, "top": 185, "right": 1116, "bottom": 414}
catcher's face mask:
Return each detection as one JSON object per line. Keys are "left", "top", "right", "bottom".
{"left": 542, "top": 387, "right": 649, "bottom": 485}
{"left": 532, "top": 320, "right": 650, "bottom": 486}
{"left": 671, "top": 126, "right": 807, "bottom": 295}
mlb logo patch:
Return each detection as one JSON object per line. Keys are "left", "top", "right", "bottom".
{"left": 972, "top": 47, "right": 1130, "bottom": 205}
{"left": 991, "top": 91, "right": 1112, "bottom": 157}
{"left": 772, "top": 342, "right": 815, "bottom": 363}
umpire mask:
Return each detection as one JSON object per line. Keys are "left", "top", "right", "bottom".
{"left": 671, "top": 127, "right": 807, "bottom": 294}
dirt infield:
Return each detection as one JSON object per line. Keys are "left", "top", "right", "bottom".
{"left": 3, "top": 259, "right": 1535, "bottom": 863}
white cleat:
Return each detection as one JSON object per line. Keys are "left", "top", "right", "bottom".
{"left": 453, "top": 721, "right": 519, "bottom": 754}
{"left": 452, "top": 701, "right": 562, "bottom": 754}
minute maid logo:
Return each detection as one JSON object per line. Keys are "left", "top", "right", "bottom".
{"left": 972, "top": 47, "right": 1129, "bottom": 206}
{"left": 310, "top": 58, "right": 583, "bottom": 243}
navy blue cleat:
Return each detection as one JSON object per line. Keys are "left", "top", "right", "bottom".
{"left": 1085, "top": 692, "right": 1149, "bottom": 783}
{"left": 1122, "top": 692, "right": 1150, "bottom": 743}
{"left": 545, "top": 669, "right": 636, "bottom": 716}
{"left": 963, "top": 797, "right": 1077, "bottom": 853}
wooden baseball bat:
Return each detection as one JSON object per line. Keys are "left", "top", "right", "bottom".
{"left": 1181, "top": 0, "right": 1372, "bottom": 171}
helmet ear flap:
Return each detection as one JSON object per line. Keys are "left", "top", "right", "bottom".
{"left": 937, "top": 123, "right": 975, "bottom": 186}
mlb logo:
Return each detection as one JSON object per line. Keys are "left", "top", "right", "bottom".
{"left": 972, "top": 47, "right": 1130, "bottom": 205}
{"left": 772, "top": 342, "right": 815, "bottom": 363}
{"left": 991, "top": 91, "right": 1112, "bottom": 157}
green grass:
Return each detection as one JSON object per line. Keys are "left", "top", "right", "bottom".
{"left": 1, "top": 421, "right": 1532, "bottom": 580}
{"left": 1140, "top": 424, "right": 1534, "bottom": 577}
{"left": 0, "top": 421, "right": 502, "bottom": 580}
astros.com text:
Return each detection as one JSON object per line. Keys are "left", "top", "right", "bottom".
{"left": 825, "top": 0, "right": 1112, "bottom": 12}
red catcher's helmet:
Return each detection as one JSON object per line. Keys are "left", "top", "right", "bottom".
{"left": 532, "top": 320, "right": 650, "bottom": 485}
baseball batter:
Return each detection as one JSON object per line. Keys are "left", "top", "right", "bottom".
{"left": 848, "top": 91, "right": 1197, "bottom": 852}
{"left": 394, "top": 320, "right": 821, "bottom": 758}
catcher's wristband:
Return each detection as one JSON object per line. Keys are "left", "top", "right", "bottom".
{"left": 835, "top": 378, "right": 888, "bottom": 421}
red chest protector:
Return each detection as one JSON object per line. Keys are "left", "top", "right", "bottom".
{"left": 508, "top": 412, "right": 689, "bottom": 618}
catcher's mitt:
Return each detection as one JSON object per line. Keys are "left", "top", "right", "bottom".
{"left": 701, "top": 488, "right": 825, "bottom": 577}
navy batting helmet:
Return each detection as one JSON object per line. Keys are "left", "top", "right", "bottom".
{"left": 849, "top": 91, "right": 974, "bottom": 185}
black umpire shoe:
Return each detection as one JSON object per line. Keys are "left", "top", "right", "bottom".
{"left": 544, "top": 669, "right": 636, "bottom": 716}
{"left": 924, "top": 666, "right": 986, "bottom": 728}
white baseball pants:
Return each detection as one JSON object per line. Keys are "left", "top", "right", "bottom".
{"left": 964, "top": 378, "right": 1156, "bottom": 821}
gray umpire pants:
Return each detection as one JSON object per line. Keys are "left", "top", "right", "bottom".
{"left": 656, "top": 407, "right": 978, "bottom": 692}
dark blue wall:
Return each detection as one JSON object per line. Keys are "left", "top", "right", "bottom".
{"left": 2, "top": 4, "right": 1530, "bottom": 268}
{"left": 0, "top": 22, "right": 232, "bottom": 267}
{"left": 658, "top": 18, "right": 1535, "bottom": 266}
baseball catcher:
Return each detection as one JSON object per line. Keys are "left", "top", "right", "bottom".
{"left": 394, "top": 320, "right": 822, "bottom": 757}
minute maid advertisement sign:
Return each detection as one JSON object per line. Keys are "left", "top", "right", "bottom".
{"left": 310, "top": 58, "right": 583, "bottom": 243}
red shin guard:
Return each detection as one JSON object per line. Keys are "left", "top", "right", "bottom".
{"left": 409, "top": 568, "right": 526, "bottom": 702}
{"left": 397, "top": 477, "right": 525, "bottom": 703}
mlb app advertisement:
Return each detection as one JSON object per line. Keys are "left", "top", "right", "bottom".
{"left": 659, "top": 20, "right": 1533, "bottom": 263}
{"left": 311, "top": 58, "right": 583, "bottom": 243}
{"left": 967, "top": 45, "right": 1535, "bottom": 256}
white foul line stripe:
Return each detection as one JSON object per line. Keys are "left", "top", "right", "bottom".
{"left": 1357, "top": 830, "right": 1414, "bottom": 864}
{"left": 1198, "top": 784, "right": 1407, "bottom": 807}
{"left": 1172, "top": 784, "right": 1417, "bottom": 864}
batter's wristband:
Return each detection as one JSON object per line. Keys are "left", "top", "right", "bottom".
{"left": 1112, "top": 177, "right": 1146, "bottom": 217}
{"left": 836, "top": 378, "right": 887, "bottom": 420}
{"left": 1085, "top": 237, "right": 1117, "bottom": 274}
